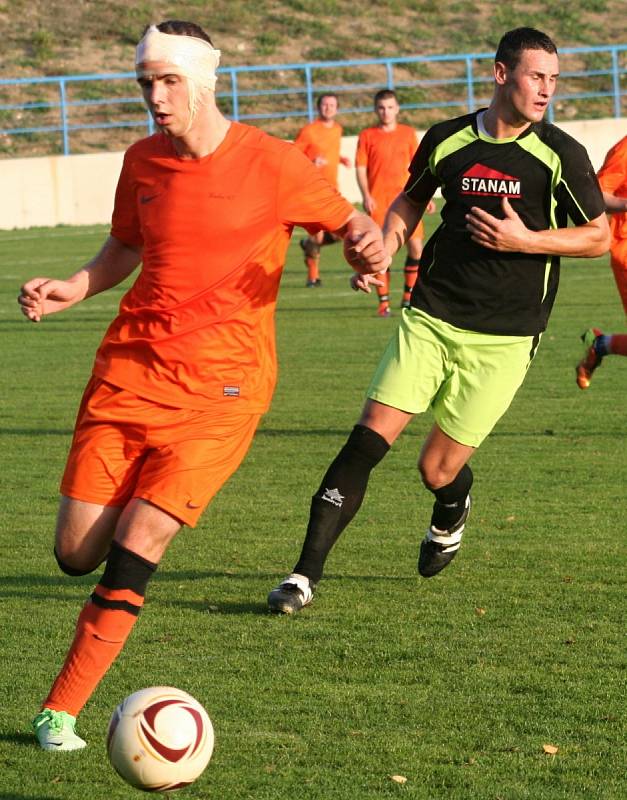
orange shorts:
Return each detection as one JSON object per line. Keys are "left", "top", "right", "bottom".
{"left": 60, "top": 377, "right": 261, "bottom": 527}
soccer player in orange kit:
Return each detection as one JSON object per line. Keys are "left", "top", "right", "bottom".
{"left": 356, "top": 89, "right": 435, "bottom": 315}
{"left": 18, "top": 20, "right": 388, "bottom": 752}
{"left": 295, "top": 93, "right": 352, "bottom": 286}
{"left": 576, "top": 135, "right": 627, "bottom": 388}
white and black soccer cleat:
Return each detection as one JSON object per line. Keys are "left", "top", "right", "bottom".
{"left": 418, "top": 495, "right": 471, "bottom": 578}
{"left": 267, "top": 573, "right": 315, "bottom": 614}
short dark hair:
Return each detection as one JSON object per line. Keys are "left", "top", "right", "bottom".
{"left": 495, "top": 27, "right": 557, "bottom": 69}
{"left": 316, "top": 93, "right": 339, "bottom": 110}
{"left": 149, "top": 20, "right": 214, "bottom": 46}
{"left": 373, "top": 89, "right": 397, "bottom": 106}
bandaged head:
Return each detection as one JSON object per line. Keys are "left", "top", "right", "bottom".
{"left": 136, "top": 24, "right": 221, "bottom": 132}
{"left": 136, "top": 24, "right": 220, "bottom": 89}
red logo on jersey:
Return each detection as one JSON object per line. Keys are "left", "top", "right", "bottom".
{"left": 461, "top": 164, "right": 521, "bottom": 197}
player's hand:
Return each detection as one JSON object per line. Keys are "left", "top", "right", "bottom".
{"left": 426, "top": 199, "right": 437, "bottom": 214}
{"left": 350, "top": 271, "right": 385, "bottom": 293}
{"left": 18, "top": 277, "right": 83, "bottom": 322}
{"left": 465, "top": 196, "right": 531, "bottom": 252}
{"left": 343, "top": 215, "right": 392, "bottom": 274}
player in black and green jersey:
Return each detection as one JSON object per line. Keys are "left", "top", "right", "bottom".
{"left": 268, "top": 27, "right": 610, "bottom": 614}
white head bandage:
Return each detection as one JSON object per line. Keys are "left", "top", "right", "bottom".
{"left": 135, "top": 25, "right": 221, "bottom": 91}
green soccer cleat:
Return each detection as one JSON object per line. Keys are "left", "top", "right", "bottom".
{"left": 32, "top": 709, "right": 86, "bottom": 751}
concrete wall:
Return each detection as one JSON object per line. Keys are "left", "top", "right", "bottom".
{"left": 1, "top": 117, "right": 625, "bottom": 231}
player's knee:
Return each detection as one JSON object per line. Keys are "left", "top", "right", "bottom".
{"left": 418, "top": 459, "right": 453, "bottom": 490}
{"left": 53, "top": 546, "right": 101, "bottom": 576}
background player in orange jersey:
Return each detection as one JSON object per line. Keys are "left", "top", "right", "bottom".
{"left": 597, "top": 135, "right": 627, "bottom": 314}
{"left": 295, "top": 93, "right": 353, "bottom": 286}
{"left": 18, "top": 20, "right": 388, "bottom": 753}
{"left": 575, "top": 135, "right": 627, "bottom": 388}
{"left": 356, "top": 89, "right": 435, "bottom": 316}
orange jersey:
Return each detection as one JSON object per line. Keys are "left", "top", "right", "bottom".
{"left": 294, "top": 119, "right": 343, "bottom": 188}
{"left": 356, "top": 123, "right": 418, "bottom": 203}
{"left": 356, "top": 124, "right": 422, "bottom": 235}
{"left": 597, "top": 135, "right": 627, "bottom": 241}
{"left": 97, "top": 123, "right": 353, "bottom": 413}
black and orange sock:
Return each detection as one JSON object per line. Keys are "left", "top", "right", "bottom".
{"left": 402, "top": 257, "right": 420, "bottom": 305}
{"left": 43, "top": 541, "right": 156, "bottom": 717}
{"left": 306, "top": 256, "right": 320, "bottom": 283}
{"left": 376, "top": 270, "right": 391, "bottom": 308}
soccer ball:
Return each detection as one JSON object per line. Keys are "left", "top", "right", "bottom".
{"left": 107, "top": 686, "right": 214, "bottom": 792}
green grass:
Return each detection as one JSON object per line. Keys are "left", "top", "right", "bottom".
{"left": 0, "top": 216, "right": 626, "bottom": 799}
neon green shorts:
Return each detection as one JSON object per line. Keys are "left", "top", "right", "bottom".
{"left": 367, "top": 308, "right": 540, "bottom": 447}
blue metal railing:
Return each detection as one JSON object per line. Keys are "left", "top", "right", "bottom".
{"left": 0, "top": 44, "right": 625, "bottom": 156}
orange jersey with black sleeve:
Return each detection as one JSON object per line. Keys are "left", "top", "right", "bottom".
{"left": 597, "top": 135, "right": 627, "bottom": 241}
{"left": 356, "top": 123, "right": 422, "bottom": 233}
{"left": 95, "top": 123, "right": 354, "bottom": 413}
{"left": 294, "top": 119, "right": 343, "bottom": 188}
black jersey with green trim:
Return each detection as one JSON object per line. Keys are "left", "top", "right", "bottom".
{"left": 404, "top": 110, "right": 605, "bottom": 336}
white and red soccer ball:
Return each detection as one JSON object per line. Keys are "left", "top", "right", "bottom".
{"left": 107, "top": 687, "right": 214, "bottom": 792}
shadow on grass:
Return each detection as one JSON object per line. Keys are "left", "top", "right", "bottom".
{"left": 0, "top": 571, "right": 412, "bottom": 615}
{"left": 174, "top": 599, "right": 269, "bottom": 615}
{"left": 0, "top": 570, "right": 406, "bottom": 587}
{"left": 256, "top": 427, "right": 350, "bottom": 437}
{"left": 0, "top": 732, "right": 34, "bottom": 748}
{"left": 0, "top": 796, "right": 57, "bottom": 800}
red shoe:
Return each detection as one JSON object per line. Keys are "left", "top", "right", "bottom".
{"left": 377, "top": 305, "right": 391, "bottom": 318}
{"left": 576, "top": 328, "right": 603, "bottom": 390}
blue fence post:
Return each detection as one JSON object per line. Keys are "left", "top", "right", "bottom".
{"left": 231, "top": 70, "right": 240, "bottom": 121}
{"left": 1, "top": 45, "right": 626, "bottom": 155}
{"left": 465, "top": 56, "right": 475, "bottom": 112}
{"left": 304, "top": 65, "right": 314, "bottom": 122}
{"left": 59, "top": 79, "right": 70, "bottom": 155}
{"left": 611, "top": 46, "right": 621, "bottom": 118}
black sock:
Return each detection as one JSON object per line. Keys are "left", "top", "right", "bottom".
{"left": 428, "top": 464, "right": 473, "bottom": 529}
{"left": 293, "top": 425, "right": 390, "bottom": 584}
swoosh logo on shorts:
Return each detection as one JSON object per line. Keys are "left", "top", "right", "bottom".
{"left": 140, "top": 194, "right": 160, "bottom": 204}
{"left": 186, "top": 501, "right": 202, "bottom": 509}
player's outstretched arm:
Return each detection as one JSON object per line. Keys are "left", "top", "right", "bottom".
{"left": 466, "top": 197, "right": 610, "bottom": 257}
{"left": 383, "top": 192, "right": 431, "bottom": 258}
{"left": 18, "top": 235, "right": 141, "bottom": 322}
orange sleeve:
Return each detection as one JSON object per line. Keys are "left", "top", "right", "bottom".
{"left": 355, "top": 130, "right": 369, "bottom": 168}
{"left": 277, "top": 146, "right": 353, "bottom": 233}
{"left": 293, "top": 125, "right": 311, "bottom": 154}
{"left": 110, "top": 151, "right": 143, "bottom": 249}
{"left": 597, "top": 137, "right": 627, "bottom": 195}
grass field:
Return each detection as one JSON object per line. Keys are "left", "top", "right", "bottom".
{"left": 1, "top": 218, "right": 625, "bottom": 799}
